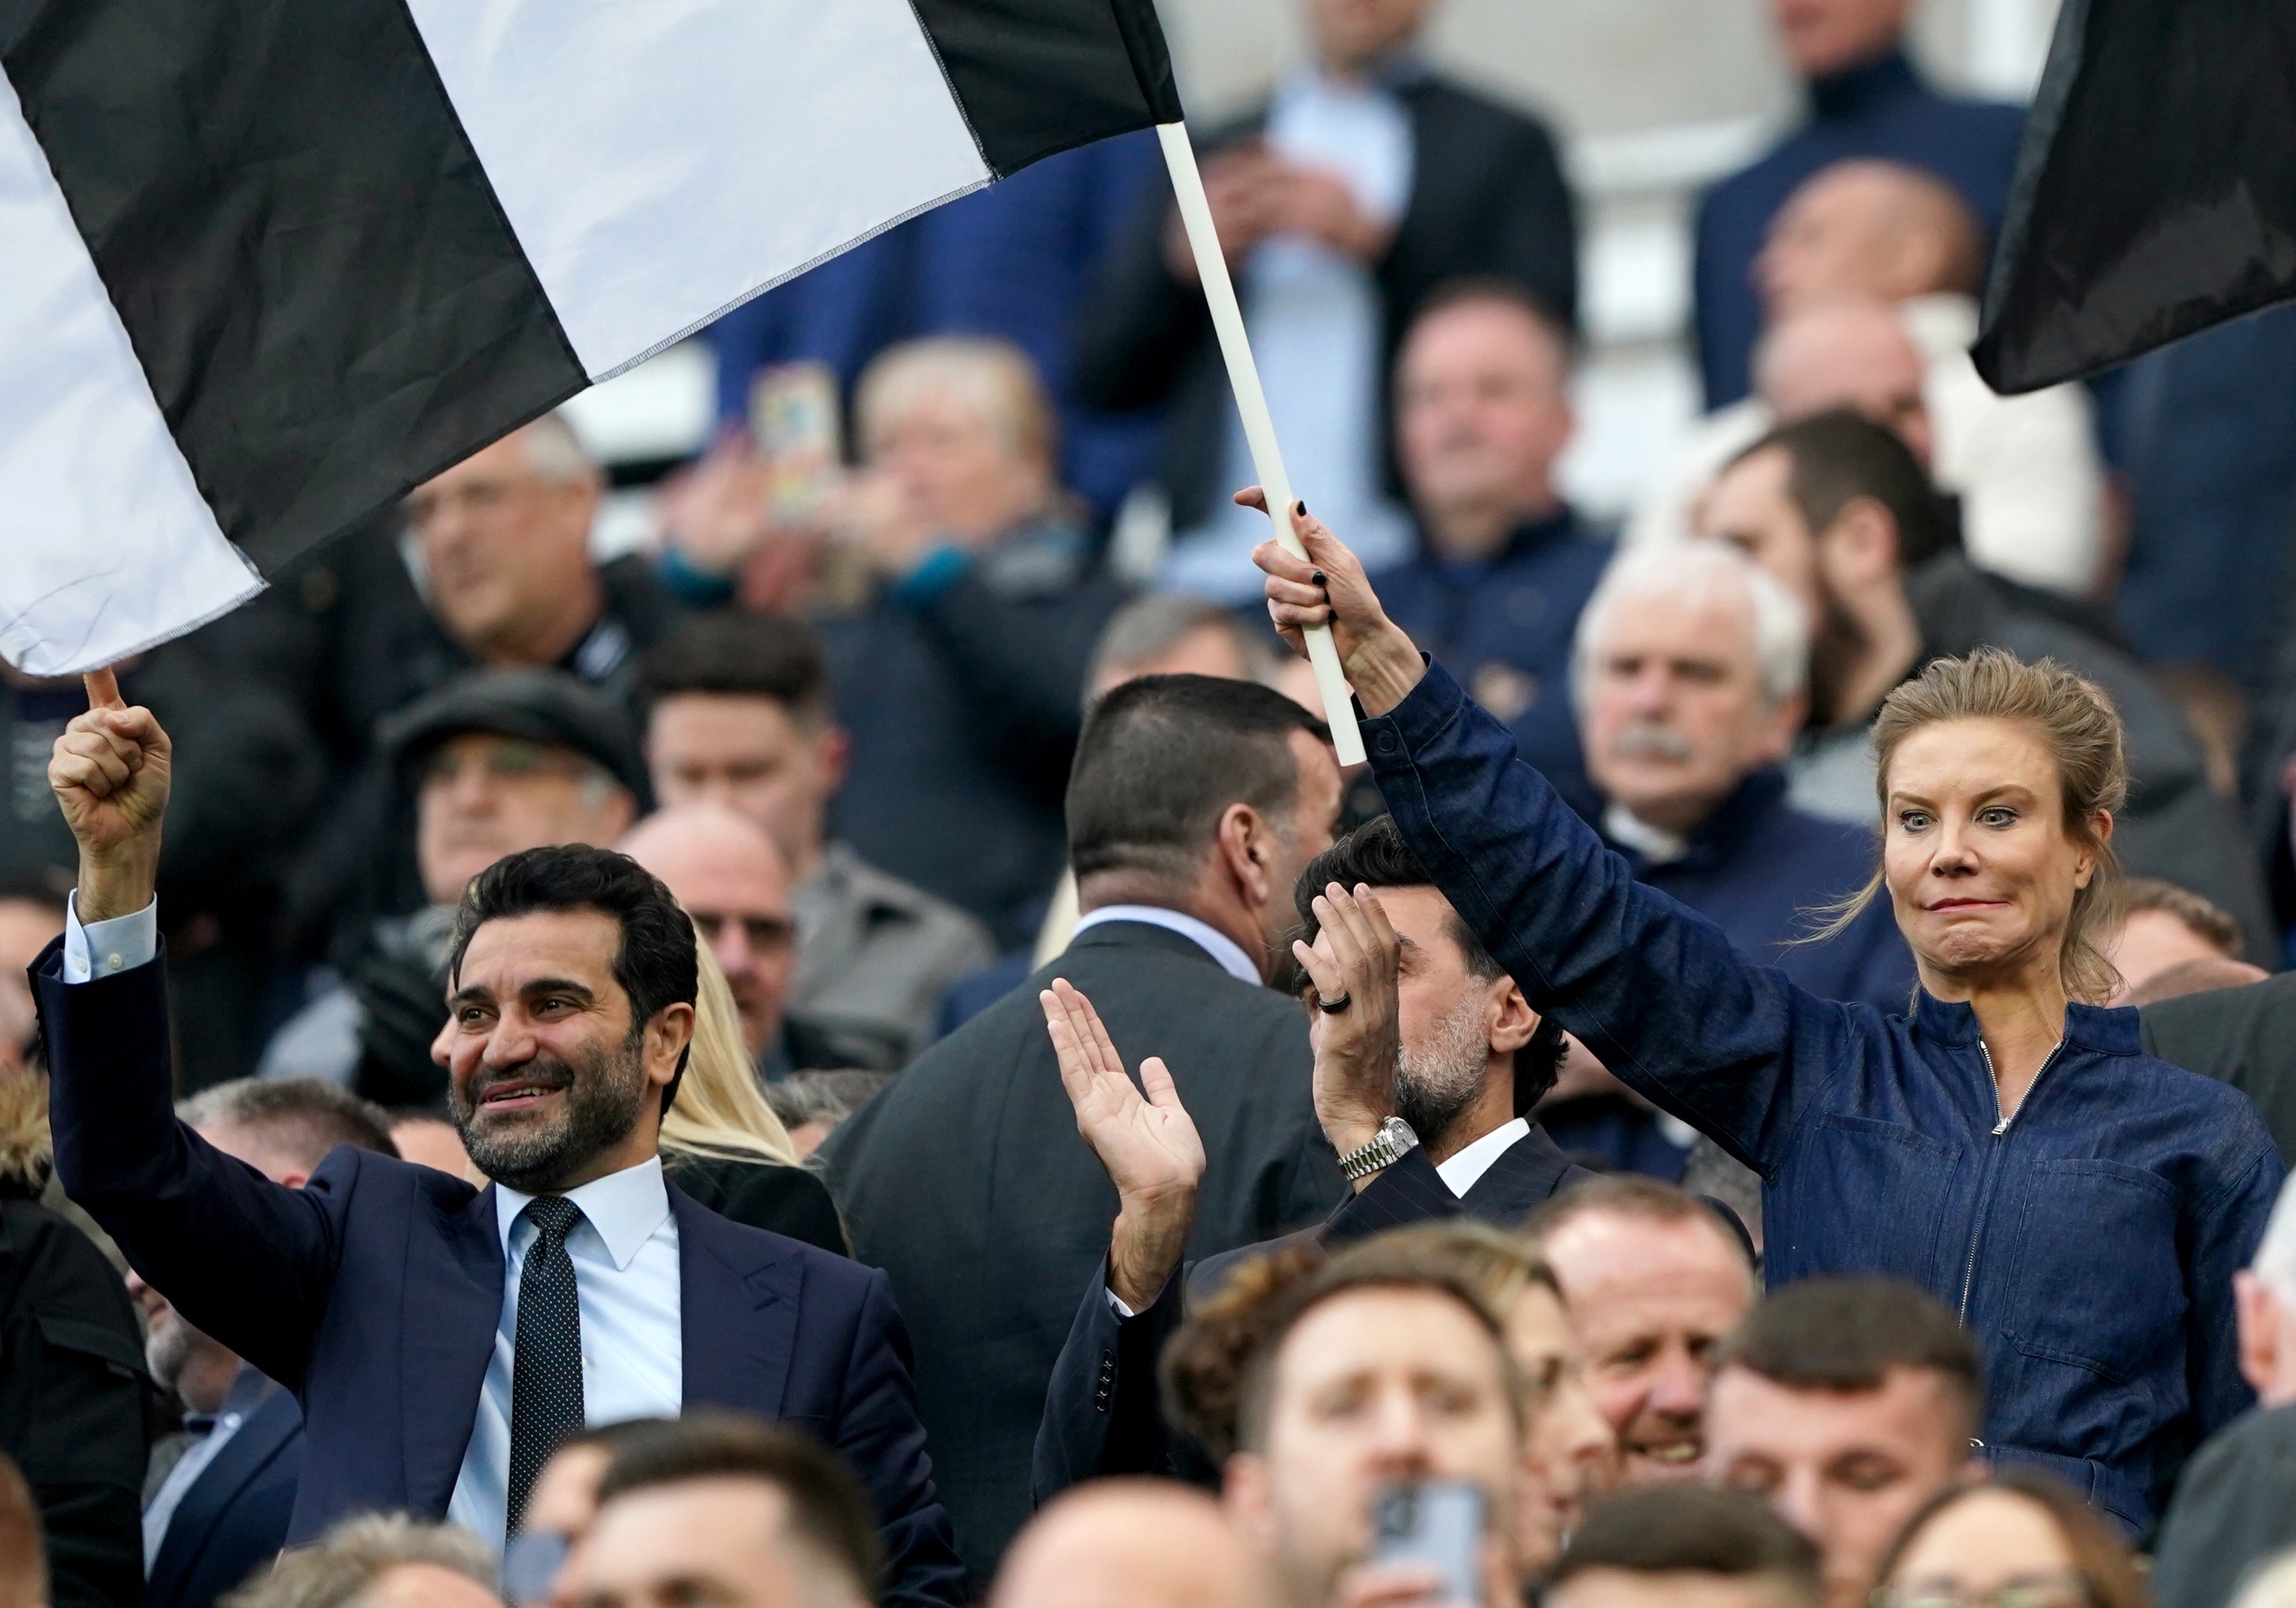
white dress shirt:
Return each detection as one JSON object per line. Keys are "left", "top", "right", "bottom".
{"left": 1434, "top": 1117, "right": 1529, "bottom": 1197}
{"left": 59, "top": 898, "right": 688, "bottom": 1548}
{"left": 448, "top": 1157, "right": 684, "bottom": 1547}
{"left": 1070, "top": 904, "right": 1262, "bottom": 985}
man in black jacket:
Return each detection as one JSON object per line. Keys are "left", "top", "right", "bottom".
{"left": 822, "top": 676, "right": 1349, "bottom": 1580}
{"left": 135, "top": 1082, "right": 396, "bottom": 1608}
{"left": 1077, "top": 0, "right": 1576, "bottom": 597}
{"left": 1030, "top": 815, "right": 1585, "bottom": 1502}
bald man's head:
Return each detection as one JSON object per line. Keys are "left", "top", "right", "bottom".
{"left": 619, "top": 806, "right": 796, "bottom": 1057}
{"left": 1754, "top": 302, "right": 1933, "bottom": 468}
{"left": 1758, "top": 161, "right": 1983, "bottom": 320}
{"left": 992, "top": 1482, "right": 1261, "bottom": 1608}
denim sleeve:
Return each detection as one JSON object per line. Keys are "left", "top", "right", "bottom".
{"left": 2186, "top": 1132, "right": 2286, "bottom": 1444}
{"left": 1362, "top": 659, "right": 1861, "bottom": 1174}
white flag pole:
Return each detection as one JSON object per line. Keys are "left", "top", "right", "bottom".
{"left": 1154, "top": 121, "right": 1366, "bottom": 767}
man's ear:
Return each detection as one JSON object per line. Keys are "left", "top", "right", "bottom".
{"left": 1215, "top": 802, "right": 1274, "bottom": 910}
{"left": 1752, "top": 687, "right": 1806, "bottom": 765}
{"left": 1221, "top": 1451, "right": 1278, "bottom": 1555}
{"left": 645, "top": 1002, "right": 697, "bottom": 1089}
{"left": 819, "top": 724, "right": 852, "bottom": 793}
{"left": 1825, "top": 497, "right": 1902, "bottom": 588}
{"left": 1488, "top": 978, "right": 1538, "bottom": 1055}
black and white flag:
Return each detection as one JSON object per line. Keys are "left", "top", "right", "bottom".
{"left": 0, "top": 0, "right": 1180, "bottom": 673}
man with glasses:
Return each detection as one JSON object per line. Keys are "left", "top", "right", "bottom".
{"left": 259, "top": 670, "right": 644, "bottom": 1098}
{"left": 1704, "top": 1277, "right": 1985, "bottom": 1608}
{"left": 618, "top": 805, "right": 846, "bottom": 1080}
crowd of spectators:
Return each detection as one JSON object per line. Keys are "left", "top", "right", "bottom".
{"left": 9, "top": 0, "right": 2296, "bottom": 1607}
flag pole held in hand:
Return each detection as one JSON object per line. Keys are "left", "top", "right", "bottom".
{"left": 1154, "top": 122, "right": 1366, "bottom": 766}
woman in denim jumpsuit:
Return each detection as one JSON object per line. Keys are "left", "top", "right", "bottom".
{"left": 1253, "top": 500, "right": 2283, "bottom": 1530}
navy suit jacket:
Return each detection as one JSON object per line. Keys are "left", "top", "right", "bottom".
{"left": 35, "top": 943, "right": 962, "bottom": 1608}
{"left": 1031, "top": 1126, "right": 1591, "bottom": 1505}
{"left": 146, "top": 1387, "right": 301, "bottom": 1608}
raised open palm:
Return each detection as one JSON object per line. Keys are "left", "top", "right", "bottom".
{"left": 1040, "top": 977, "right": 1204, "bottom": 1205}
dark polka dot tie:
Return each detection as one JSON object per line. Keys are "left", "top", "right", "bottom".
{"left": 506, "top": 1195, "right": 586, "bottom": 1538}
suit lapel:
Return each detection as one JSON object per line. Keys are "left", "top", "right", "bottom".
{"left": 146, "top": 1388, "right": 300, "bottom": 1607}
{"left": 673, "top": 1189, "right": 802, "bottom": 1421}
{"left": 1458, "top": 1126, "right": 1580, "bottom": 1222}
{"left": 401, "top": 1184, "right": 506, "bottom": 1517}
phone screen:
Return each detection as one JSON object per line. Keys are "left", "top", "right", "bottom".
{"left": 1371, "top": 1480, "right": 1485, "bottom": 1605}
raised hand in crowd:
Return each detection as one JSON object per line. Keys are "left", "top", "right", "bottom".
{"left": 1241, "top": 489, "right": 1425, "bottom": 716}
{"left": 1292, "top": 881, "right": 1406, "bottom": 1178}
{"left": 1040, "top": 978, "right": 1205, "bottom": 1312}
{"left": 48, "top": 667, "right": 170, "bottom": 920}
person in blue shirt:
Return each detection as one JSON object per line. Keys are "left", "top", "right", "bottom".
{"left": 1366, "top": 281, "right": 1613, "bottom": 818}
{"left": 703, "top": 137, "right": 1162, "bottom": 524}
{"left": 1544, "top": 539, "right": 1913, "bottom": 1176}
{"left": 1252, "top": 498, "right": 2283, "bottom": 1534}
{"left": 1694, "top": 0, "right": 2024, "bottom": 409}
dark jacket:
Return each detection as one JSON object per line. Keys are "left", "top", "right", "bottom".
{"left": 1032, "top": 1127, "right": 1588, "bottom": 1503}
{"left": 661, "top": 1154, "right": 849, "bottom": 1258}
{"left": 0, "top": 1178, "right": 149, "bottom": 1608}
{"left": 822, "top": 920, "right": 1346, "bottom": 1580}
{"left": 36, "top": 945, "right": 962, "bottom": 1608}
{"left": 2152, "top": 1404, "right": 2296, "bottom": 1608}
{"left": 144, "top": 1377, "right": 301, "bottom": 1608}
{"left": 1625, "top": 770, "right": 1914, "bottom": 1014}
{"left": 1694, "top": 50, "right": 2023, "bottom": 407}
{"left": 2144, "top": 977, "right": 2296, "bottom": 1166}
{"left": 1904, "top": 554, "right": 2278, "bottom": 962}
{"left": 1370, "top": 508, "right": 1613, "bottom": 819}
{"left": 820, "top": 522, "right": 1127, "bottom": 948}
{"left": 1363, "top": 658, "right": 2284, "bottom": 1530}
{"left": 1076, "top": 74, "right": 1577, "bottom": 532}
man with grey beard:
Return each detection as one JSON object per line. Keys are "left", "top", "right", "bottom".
{"left": 1537, "top": 538, "right": 1910, "bottom": 1178}
{"left": 1031, "top": 812, "right": 1594, "bottom": 1496}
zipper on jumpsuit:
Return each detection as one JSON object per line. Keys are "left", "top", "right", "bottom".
{"left": 1956, "top": 1037, "right": 2066, "bottom": 1323}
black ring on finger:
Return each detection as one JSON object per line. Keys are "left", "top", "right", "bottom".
{"left": 1317, "top": 991, "right": 1353, "bottom": 1014}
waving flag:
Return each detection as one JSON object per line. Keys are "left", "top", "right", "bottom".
{"left": 1972, "top": 0, "right": 2296, "bottom": 394}
{"left": 0, "top": 0, "right": 1180, "bottom": 673}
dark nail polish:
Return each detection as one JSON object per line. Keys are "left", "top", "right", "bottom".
{"left": 1310, "top": 569, "right": 1327, "bottom": 587}
{"left": 1294, "top": 500, "right": 1307, "bottom": 517}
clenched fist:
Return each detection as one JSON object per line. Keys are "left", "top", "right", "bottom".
{"left": 50, "top": 668, "right": 171, "bottom": 921}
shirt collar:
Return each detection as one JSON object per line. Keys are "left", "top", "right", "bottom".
{"left": 494, "top": 1155, "right": 671, "bottom": 1272}
{"left": 1603, "top": 803, "right": 1691, "bottom": 866}
{"left": 1808, "top": 46, "right": 1919, "bottom": 119}
{"left": 1072, "top": 906, "right": 1264, "bottom": 985}
{"left": 1435, "top": 1118, "right": 1530, "bottom": 1197}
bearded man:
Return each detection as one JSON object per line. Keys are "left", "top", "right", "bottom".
{"left": 33, "top": 675, "right": 963, "bottom": 1606}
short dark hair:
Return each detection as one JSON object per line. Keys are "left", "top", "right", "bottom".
{"left": 596, "top": 1412, "right": 882, "bottom": 1601}
{"left": 1162, "top": 1233, "right": 1518, "bottom": 1463}
{"left": 638, "top": 612, "right": 830, "bottom": 724}
{"left": 1524, "top": 1173, "right": 1758, "bottom": 1273}
{"left": 2120, "top": 876, "right": 2242, "bottom": 959}
{"left": 448, "top": 846, "right": 699, "bottom": 1112}
{"left": 1718, "top": 1275, "right": 1984, "bottom": 1438}
{"left": 1739, "top": 410, "right": 1955, "bottom": 568}
{"left": 176, "top": 1078, "right": 399, "bottom": 1171}
{"left": 1067, "top": 675, "right": 1328, "bottom": 889}
{"left": 1406, "top": 276, "right": 1577, "bottom": 365}
{"left": 1292, "top": 815, "right": 1566, "bottom": 1110}
{"left": 1553, "top": 1485, "right": 1819, "bottom": 1605}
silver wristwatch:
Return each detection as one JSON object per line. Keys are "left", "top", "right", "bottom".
{"left": 1337, "top": 1116, "right": 1420, "bottom": 1182}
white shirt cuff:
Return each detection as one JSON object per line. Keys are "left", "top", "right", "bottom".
{"left": 63, "top": 892, "right": 159, "bottom": 984}
{"left": 1105, "top": 1287, "right": 1138, "bottom": 1320}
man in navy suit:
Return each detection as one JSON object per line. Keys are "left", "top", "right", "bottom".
{"left": 1032, "top": 815, "right": 1591, "bottom": 1500}
{"left": 36, "top": 674, "right": 960, "bottom": 1608}
{"left": 135, "top": 1080, "right": 402, "bottom": 1608}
